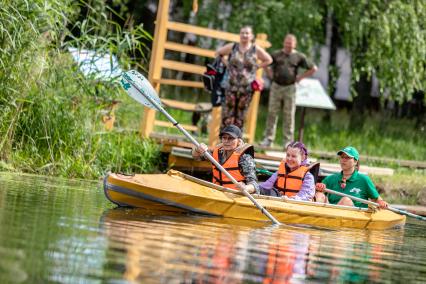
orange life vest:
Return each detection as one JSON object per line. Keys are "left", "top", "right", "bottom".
{"left": 263, "top": 243, "right": 296, "bottom": 284}
{"left": 212, "top": 143, "right": 254, "bottom": 190}
{"left": 274, "top": 161, "right": 309, "bottom": 197}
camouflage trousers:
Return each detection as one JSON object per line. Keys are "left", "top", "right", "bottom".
{"left": 221, "top": 90, "right": 254, "bottom": 130}
{"left": 263, "top": 82, "right": 296, "bottom": 147}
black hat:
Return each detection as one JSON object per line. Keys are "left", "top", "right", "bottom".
{"left": 219, "top": 125, "right": 242, "bottom": 139}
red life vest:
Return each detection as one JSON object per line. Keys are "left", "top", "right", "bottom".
{"left": 212, "top": 143, "right": 254, "bottom": 190}
{"left": 274, "top": 161, "right": 309, "bottom": 197}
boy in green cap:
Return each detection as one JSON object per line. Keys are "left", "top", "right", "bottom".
{"left": 315, "top": 146, "right": 388, "bottom": 209}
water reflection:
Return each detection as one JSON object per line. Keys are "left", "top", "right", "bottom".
{"left": 306, "top": 228, "right": 405, "bottom": 283}
{"left": 100, "top": 208, "right": 409, "bottom": 283}
{"left": 0, "top": 173, "right": 425, "bottom": 283}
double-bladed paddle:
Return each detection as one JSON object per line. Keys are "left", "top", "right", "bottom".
{"left": 120, "top": 70, "right": 281, "bottom": 225}
{"left": 324, "top": 188, "right": 426, "bottom": 221}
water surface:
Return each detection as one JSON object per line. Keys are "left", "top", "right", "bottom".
{"left": 0, "top": 172, "right": 425, "bottom": 283}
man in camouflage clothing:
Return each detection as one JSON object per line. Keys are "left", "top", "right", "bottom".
{"left": 261, "top": 34, "right": 317, "bottom": 148}
{"left": 192, "top": 125, "right": 259, "bottom": 193}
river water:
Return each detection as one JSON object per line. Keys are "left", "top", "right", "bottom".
{"left": 0, "top": 172, "right": 425, "bottom": 283}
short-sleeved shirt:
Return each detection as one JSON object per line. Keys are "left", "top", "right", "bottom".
{"left": 271, "top": 50, "right": 314, "bottom": 86}
{"left": 322, "top": 170, "right": 380, "bottom": 208}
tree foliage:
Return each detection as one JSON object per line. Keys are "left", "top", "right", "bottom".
{"left": 328, "top": 0, "right": 426, "bottom": 100}
{"left": 193, "top": 0, "right": 425, "bottom": 101}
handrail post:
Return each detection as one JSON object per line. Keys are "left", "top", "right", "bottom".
{"left": 244, "top": 33, "right": 268, "bottom": 144}
{"left": 140, "top": 0, "right": 169, "bottom": 137}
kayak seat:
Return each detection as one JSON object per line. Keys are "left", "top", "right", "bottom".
{"left": 307, "top": 162, "right": 320, "bottom": 183}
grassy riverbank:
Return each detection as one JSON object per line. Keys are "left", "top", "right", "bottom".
{"left": 372, "top": 170, "right": 426, "bottom": 205}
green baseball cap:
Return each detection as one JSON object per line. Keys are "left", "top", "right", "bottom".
{"left": 337, "top": 146, "right": 359, "bottom": 160}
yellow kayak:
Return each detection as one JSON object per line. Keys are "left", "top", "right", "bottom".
{"left": 103, "top": 170, "right": 405, "bottom": 230}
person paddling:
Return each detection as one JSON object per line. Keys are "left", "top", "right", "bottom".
{"left": 259, "top": 141, "right": 317, "bottom": 201}
{"left": 315, "top": 146, "right": 388, "bottom": 209}
{"left": 192, "top": 124, "right": 259, "bottom": 194}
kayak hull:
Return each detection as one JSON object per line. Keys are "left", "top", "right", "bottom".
{"left": 104, "top": 171, "right": 405, "bottom": 230}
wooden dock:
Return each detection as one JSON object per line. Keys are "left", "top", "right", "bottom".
{"left": 259, "top": 145, "right": 426, "bottom": 169}
{"left": 150, "top": 133, "right": 400, "bottom": 176}
{"left": 163, "top": 145, "right": 395, "bottom": 177}
{"left": 264, "top": 151, "right": 395, "bottom": 176}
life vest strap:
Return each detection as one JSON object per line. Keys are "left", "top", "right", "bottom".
{"left": 219, "top": 180, "right": 245, "bottom": 185}
{"left": 286, "top": 174, "right": 303, "bottom": 180}
{"left": 281, "top": 189, "right": 299, "bottom": 193}
{"left": 277, "top": 173, "right": 303, "bottom": 180}
{"left": 213, "top": 166, "right": 240, "bottom": 171}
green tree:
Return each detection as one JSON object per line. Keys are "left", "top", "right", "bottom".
{"left": 193, "top": 0, "right": 425, "bottom": 103}
{"left": 327, "top": 0, "right": 425, "bottom": 127}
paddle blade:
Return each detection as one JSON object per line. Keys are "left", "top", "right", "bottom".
{"left": 120, "top": 70, "right": 162, "bottom": 109}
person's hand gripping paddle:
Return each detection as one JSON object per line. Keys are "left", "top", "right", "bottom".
{"left": 120, "top": 70, "right": 281, "bottom": 225}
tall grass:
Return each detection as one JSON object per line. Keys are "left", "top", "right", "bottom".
{"left": 0, "top": 0, "right": 159, "bottom": 179}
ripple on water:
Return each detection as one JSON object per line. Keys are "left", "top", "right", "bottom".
{"left": 0, "top": 173, "right": 426, "bottom": 283}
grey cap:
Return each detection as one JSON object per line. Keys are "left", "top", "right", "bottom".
{"left": 219, "top": 125, "right": 242, "bottom": 139}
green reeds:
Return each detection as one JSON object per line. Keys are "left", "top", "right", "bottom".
{"left": 0, "top": 0, "right": 159, "bottom": 179}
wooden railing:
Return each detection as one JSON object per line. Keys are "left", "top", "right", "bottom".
{"left": 140, "top": 0, "right": 270, "bottom": 146}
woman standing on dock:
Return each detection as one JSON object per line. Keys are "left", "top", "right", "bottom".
{"left": 216, "top": 26, "right": 272, "bottom": 130}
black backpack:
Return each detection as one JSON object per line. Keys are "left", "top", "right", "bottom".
{"left": 203, "top": 56, "right": 227, "bottom": 107}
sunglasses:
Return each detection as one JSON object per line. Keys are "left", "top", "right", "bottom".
{"left": 220, "top": 136, "right": 237, "bottom": 141}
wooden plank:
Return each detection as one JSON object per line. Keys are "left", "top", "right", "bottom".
{"left": 167, "top": 21, "right": 271, "bottom": 48}
{"left": 148, "top": 1, "right": 168, "bottom": 84}
{"left": 162, "top": 98, "right": 212, "bottom": 112}
{"left": 154, "top": 120, "right": 198, "bottom": 132}
{"left": 310, "top": 150, "right": 426, "bottom": 169}
{"left": 320, "top": 162, "right": 394, "bottom": 176}
{"left": 162, "top": 59, "right": 205, "bottom": 75}
{"left": 208, "top": 107, "right": 221, "bottom": 147}
{"left": 154, "top": 78, "right": 204, "bottom": 88}
{"left": 244, "top": 34, "right": 267, "bottom": 144}
{"left": 164, "top": 41, "right": 216, "bottom": 58}
{"left": 168, "top": 155, "right": 209, "bottom": 171}
{"left": 264, "top": 150, "right": 394, "bottom": 176}
{"left": 141, "top": 0, "right": 170, "bottom": 138}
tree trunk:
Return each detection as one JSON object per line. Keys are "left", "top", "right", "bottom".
{"left": 350, "top": 72, "right": 372, "bottom": 129}
{"left": 323, "top": 7, "right": 338, "bottom": 124}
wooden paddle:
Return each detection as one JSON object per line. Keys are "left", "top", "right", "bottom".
{"left": 120, "top": 70, "right": 281, "bottom": 225}
{"left": 324, "top": 188, "right": 426, "bottom": 221}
